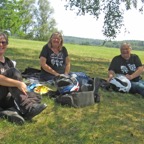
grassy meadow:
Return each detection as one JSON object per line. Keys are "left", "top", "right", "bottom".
{"left": 0, "top": 38, "right": 144, "bottom": 144}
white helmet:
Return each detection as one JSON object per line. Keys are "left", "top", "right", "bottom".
{"left": 109, "top": 75, "right": 131, "bottom": 92}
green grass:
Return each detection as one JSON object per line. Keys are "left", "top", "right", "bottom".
{"left": 1, "top": 38, "right": 144, "bottom": 144}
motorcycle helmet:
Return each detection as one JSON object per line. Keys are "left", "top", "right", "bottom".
{"left": 109, "top": 75, "right": 131, "bottom": 92}
{"left": 54, "top": 74, "right": 80, "bottom": 94}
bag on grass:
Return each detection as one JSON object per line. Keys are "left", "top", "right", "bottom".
{"left": 54, "top": 74, "right": 101, "bottom": 108}
{"left": 21, "top": 67, "right": 41, "bottom": 79}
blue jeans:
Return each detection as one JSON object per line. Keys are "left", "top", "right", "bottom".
{"left": 130, "top": 80, "right": 144, "bottom": 97}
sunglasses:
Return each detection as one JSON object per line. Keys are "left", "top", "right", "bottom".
{"left": 0, "top": 41, "right": 7, "bottom": 45}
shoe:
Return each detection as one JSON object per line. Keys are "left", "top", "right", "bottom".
{"left": 0, "top": 110, "right": 25, "bottom": 125}
{"left": 24, "top": 103, "right": 47, "bottom": 120}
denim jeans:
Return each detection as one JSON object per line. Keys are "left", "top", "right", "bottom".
{"left": 130, "top": 80, "right": 144, "bottom": 97}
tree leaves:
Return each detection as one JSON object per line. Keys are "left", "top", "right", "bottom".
{"left": 0, "top": 0, "right": 58, "bottom": 40}
{"left": 65, "top": 0, "right": 144, "bottom": 39}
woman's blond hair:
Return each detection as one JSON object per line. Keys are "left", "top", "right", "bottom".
{"left": 48, "top": 32, "right": 63, "bottom": 50}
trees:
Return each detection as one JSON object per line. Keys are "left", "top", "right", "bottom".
{"left": 18, "top": 0, "right": 36, "bottom": 38}
{"left": 33, "top": 0, "right": 57, "bottom": 41}
{"left": 65, "top": 0, "right": 144, "bottom": 39}
{"left": 0, "top": 0, "right": 58, "bottom": 40}
{"left": 0, "top": 0, "right": 36, "bottom": 37}
{"left": 0, "top": 0, "right": 23, "bottom": 34}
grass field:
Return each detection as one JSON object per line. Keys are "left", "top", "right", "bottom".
{"left": 1, "top": 38, "right": 144, "bottom": 144}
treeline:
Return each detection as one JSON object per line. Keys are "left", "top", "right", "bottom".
{"left": 1, "top": 0, "right": 143, "bottom": 49}
{"left": 64, "top": 36, "right": 144, "bottom": 50}
{"left": 0, "top": 0, "right": 58, "bottom": 41}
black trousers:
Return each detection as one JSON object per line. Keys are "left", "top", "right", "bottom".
{"left": 0, "top": 68, "right": 29, "bottom": 114}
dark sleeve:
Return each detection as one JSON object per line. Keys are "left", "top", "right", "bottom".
{"left": 5, "top": 57, "right": 14, "bottom": 68}
{"left": 39, "top": 44, "right": 48, "bottom": 58}
{"left": 134, "top": 54, "right": 142, "bottom": 67}
{"left": 63, "top": 46, "right": 68, "bottom": 57}
{"left": 108, "top": 56, "right": 118, "bottom": 71}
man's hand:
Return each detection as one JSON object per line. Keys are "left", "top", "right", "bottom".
{"left": 125, "top": 74, "right": 133, "bottom": 80}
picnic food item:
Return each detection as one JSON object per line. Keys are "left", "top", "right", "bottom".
{"left": 34, "top": 85, "right": 50, "bottom": 94}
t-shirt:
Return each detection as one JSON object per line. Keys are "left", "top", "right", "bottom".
{"left": 39, "top": 44, "right": 68, "bottom": 81}
{"left": 0, "top": 57, "right": 14, "bottom": 74}
{"left": 108, "top": 54, "right": 142, "bottom": 82}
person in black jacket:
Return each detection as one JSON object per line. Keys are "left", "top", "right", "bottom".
{"left": 39, "top": 32, "right": 70, "bottom": 81}
{"left": 108, "top": 42, "right": 144, "bottom": 96}
{"left": 0, "top": 32, "right": 47, "bottom": 124}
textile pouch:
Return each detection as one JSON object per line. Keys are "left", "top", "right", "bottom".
{"left": 73, "top": 91, "right": 95, "bottom": 107}
{"left": 55, "top": 77, "right": 100, "bottom": 108}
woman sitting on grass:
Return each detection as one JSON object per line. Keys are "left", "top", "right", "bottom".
{"left": 39, "top": 32, "right": 70, "bottom": 81}
{"left": 0, "top": 32, "right": 47, "bottom": 125}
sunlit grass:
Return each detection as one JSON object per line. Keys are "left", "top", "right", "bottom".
{"left": 1, "top": 38, "right": 144, "bottom": 144}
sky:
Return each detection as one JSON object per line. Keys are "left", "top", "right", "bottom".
{"left": 49, "top": 0, "right": 144, "bottom": 41}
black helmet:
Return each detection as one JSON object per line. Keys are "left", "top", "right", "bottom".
{"left": 54, "top": 74, "right": 80, "bottom": 94}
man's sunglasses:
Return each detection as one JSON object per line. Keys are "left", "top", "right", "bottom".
{"left": 0, "top": 41, "right": 7, "bottom": 45}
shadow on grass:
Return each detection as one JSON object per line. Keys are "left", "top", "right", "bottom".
{"left": 6, "top": 48, "right": 110, "bottom": 78}
{"left": 6, "top": 48, "right": 40, "bottom": 71}
{"left": 70, "top": 54, "right": 110, "bottom": 78}
{"left": 45, "top": 91, "right": 144, "bottom": 143}
{"left": 1, "top": 91, "right": 144, "bottom": 143}
{"left": 1, "top": 44, "right": 144, "bottom": 143}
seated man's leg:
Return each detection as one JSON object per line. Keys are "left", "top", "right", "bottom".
{"left": 3, "top": 68, "right": 47, "bottom": 120}
{"left": 131, "top": 81, "right": 144, "bottom": 97}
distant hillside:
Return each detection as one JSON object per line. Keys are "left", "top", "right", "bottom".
{"left": 63, "top": 36, "right": 144, "bottom": 50}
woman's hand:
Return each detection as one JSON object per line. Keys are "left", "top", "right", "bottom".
{"left": 16, "top": 81, "right": 28, "bottom": 95}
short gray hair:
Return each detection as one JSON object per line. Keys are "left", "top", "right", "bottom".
{"left": 120, "top": 42, "right": 131, "bottom": 49}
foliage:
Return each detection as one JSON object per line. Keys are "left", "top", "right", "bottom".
{"left": 0, "top": 0, "right": 24, "bottom": 34}
{"left": 0, "top": 0, "right": 58, "bottom": 41}
{"left": 31, "top": 0, "right": 58, "bottom": 41}
{"left": 1, "top": 37, "right": 144, "bottom": 144}
{"left": 18, "top": 0, "right": 36, "bottom": 38}
{"left": 65, "top": 0, "right": 144, "bottom": 39}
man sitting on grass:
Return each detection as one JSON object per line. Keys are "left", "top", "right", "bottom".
{"left": 107, "top": 42, "right": 144, "bottom": 97}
